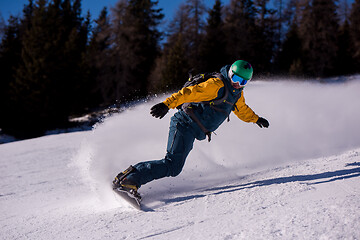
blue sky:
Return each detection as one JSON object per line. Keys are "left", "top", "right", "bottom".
{"left": 0, "top": 0, "right": 231, "bottom": 23}
{"left": 1, "top": 0, "right": 354, "bottom": 26}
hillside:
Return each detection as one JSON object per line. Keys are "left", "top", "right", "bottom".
{"left": 1, "top": 78, "right": 360, "bottom": 239}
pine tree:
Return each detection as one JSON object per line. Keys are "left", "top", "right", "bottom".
{"left": 254, "top": 0, "right": 278, "bottom": 73}
{"left": 349, "top": 0, "right": 360, "bottom": 69}
{"left": 111, "top": 0, "right": 164, "bottom": 101}
{"left": 276, "top": 21, "right": 303, "bottom": 75}
{"left": 87, "top": 8, "right": 113, "bottom": 105}
{"left": 156, "top": 0, "right": 207, "bottom": 91}
{"left": 166, "top": 4, "right": 190, "bottom": 42}
{"left": 6, "top": 0, "right": 91, "bottom": 138}
{"left": 161, "top": 34, "right": 190, "bottom": 90}
{"left": 198, "top": 0, "right": 227, "bottom": 72}
{"left": 336, "top": 20, "right": 355, "bottom": 75}
{"left": 282, "top": 0, "right": 298, "bottom": 26}
{"left": 153, "top": 4, "right": 188, "bottom": 91}
{"left": 164, "top": 0, "right": 207, "bottom": 72}
{"left": 184, "top": 0, "right": 207, "bottom": 68}
{"left": 77, "top": 11, "right": 97, "bottom": 108}
{"left": 255, "top": 0, "right": 270, "bottom": 29}
{"left": 223, "top": 0, "right": 259, "bottom": 68}
{"left": 0, "top": 13, "right": 5, "bottom": 40}
{"left": 273, "top": 0, "right": 285, "bottom": 43}
{"left": 299, "top": 0, "right": 339, "bottom": 77}
{"left": 338, "top": 0, "right": 351, "bottom": 24}
{"left": 0, "top": 17, "right": 22, "bottom": 131}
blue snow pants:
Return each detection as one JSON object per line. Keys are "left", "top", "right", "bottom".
{"left": 126, "top": 114, "right": 196, "bottom": 188}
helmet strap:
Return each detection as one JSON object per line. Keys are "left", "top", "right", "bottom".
{"left": 228, "top": 68, "right": 234, "bottom": 80}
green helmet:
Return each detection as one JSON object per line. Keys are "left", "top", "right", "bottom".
{"left": 230, "top": 60, "right": 253, "bottom": 81}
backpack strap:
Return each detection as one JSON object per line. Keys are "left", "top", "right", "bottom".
{"left": 182, "top": 103, "right": 212, "bottom": 142}
{"left": 201, "top": 73, "right": 229, "bottom": 106}
{"left": 181, "top": 73, "right": 231, "bottom": 142}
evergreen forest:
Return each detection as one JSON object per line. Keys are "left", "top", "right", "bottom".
{"left": 1, "top": 0, "right": 360, "bottom": 139}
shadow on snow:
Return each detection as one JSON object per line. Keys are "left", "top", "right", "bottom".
{"left": 162, "top": 163, "right": 360, "bottom": 205}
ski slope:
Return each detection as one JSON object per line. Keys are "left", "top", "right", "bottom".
{"left": 1, "top": 78, "right": 360, "bottom": 239}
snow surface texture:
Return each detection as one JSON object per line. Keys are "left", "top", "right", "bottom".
{"left": 1, "top": 79, "right": 360, "bottom": 239}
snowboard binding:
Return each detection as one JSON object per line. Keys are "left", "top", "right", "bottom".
{"left": 113, "top": 165, "right": 135, "bottom": 188}
{"left": 112, "top": 165, "right": 142, "bottom": 202}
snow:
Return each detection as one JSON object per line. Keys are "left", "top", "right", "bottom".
{"left": 1, "top": 78, "right": 360, "bottom": 239}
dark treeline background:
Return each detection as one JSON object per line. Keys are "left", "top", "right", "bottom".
{"left": 0, "top": 0, "right": 360, "bottom": 139}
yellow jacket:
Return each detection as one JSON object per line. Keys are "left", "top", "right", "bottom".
{"left": 163, "top": 77, "right": 259, "bottom": 123}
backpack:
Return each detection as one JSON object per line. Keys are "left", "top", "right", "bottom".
{"left": 179, "top": 72, "right": 238, "bottom": 142}
{"left": 177, "top": 72, "right": 229, "bottom": 109}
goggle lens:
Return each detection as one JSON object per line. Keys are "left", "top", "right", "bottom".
{"left": 231, "top": 74, "right": 248, "bottom": 86}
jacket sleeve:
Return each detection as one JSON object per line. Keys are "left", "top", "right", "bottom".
{"left": 233, "top": 91, "right": 259, "bottom": 123}
{"left": 163, "top": 78, "right": 224, "bottom": 109}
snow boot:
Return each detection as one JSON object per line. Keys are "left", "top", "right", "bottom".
{"left": 112, "top": 166, "right": 141, "bottom": 200}
{"left": 112, "top": 165, "right": 136, "bottom": 188}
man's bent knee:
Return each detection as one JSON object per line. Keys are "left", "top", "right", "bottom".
{"left": 164, "top": 156, "right": 185, "bottom": 177}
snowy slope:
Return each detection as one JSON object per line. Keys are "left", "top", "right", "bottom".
{"left": 1, "top": 78, "right": 360, "bottom": 239}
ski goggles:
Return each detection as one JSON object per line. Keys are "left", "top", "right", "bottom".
{"left": 231, "top": 74, "right": 248, "bottom": 86}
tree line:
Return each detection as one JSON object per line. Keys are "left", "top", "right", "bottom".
{"left": 0, "top": 0, "right": 359, "bottom": 139}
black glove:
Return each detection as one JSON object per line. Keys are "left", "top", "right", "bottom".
{"left": 150, "top": 102, "right": 169, "bottom": 119}
{"left": 256, "top": 117, "right": 269, "bottom": 128}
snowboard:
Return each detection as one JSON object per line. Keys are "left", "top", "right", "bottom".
{"left": 113, "top": 187, "right": 142, "bottom": 210}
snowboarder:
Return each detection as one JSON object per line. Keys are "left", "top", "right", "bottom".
{"left": 113, "top": 60, "right": 269, "bottom": 199}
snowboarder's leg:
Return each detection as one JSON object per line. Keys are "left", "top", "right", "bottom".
{"left": 125, "top": 121, "right": 195, "bottom": 187}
